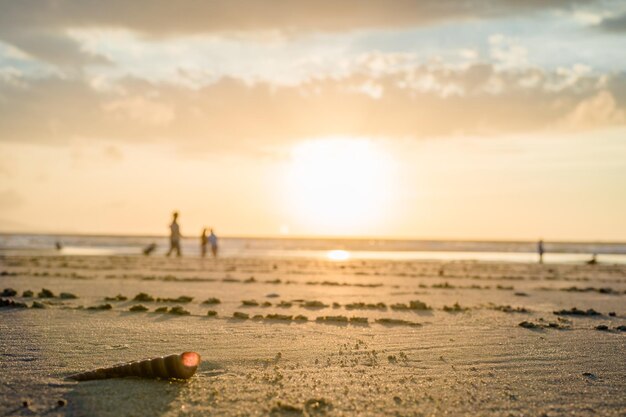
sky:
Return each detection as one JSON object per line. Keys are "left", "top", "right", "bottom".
{"left": 1, "top": 0, "right": 625, "bottom": 241}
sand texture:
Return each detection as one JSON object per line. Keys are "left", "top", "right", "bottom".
{"left": 1, "top": 254, "right": 625, "bottom": 416}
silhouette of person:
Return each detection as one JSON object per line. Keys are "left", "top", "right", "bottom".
{"left": 209, "top": 229, "right": 218, "bottom": 258}
{"left": 200, "top": 228, "right": 208, "bottom": 258}
{"left": 537, "top": 239, "right": 544, "bottom": 264}
{"left": 166, "top": 211, "right": 182, "bottom": 257}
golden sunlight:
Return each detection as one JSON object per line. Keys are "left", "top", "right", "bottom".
{"left": 285, "top": 137, "right": 395, "bottom": 235}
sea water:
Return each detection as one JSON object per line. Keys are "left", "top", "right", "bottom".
{"left": 1, "top": 233, "right": 625, "bottom": 264}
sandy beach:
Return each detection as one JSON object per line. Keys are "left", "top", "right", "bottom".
{"left": 1, "top": 254, "right": 625, "bottom": 416}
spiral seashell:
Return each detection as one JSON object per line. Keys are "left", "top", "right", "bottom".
{"left": 68, "top": 352, "right": 201, "bottom": 381}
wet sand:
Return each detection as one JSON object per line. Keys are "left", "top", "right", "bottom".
{"left": 1, "top": 254, "right": 625, "bottom": 416}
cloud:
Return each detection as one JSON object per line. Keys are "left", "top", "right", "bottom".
{"left": 0, "top": 28, "right": 110, "bottom": 68}
{"left": 0, "top": 1, "right": 601, "bottom": 36}
{"left": 1, "top": 61, "right": 624, "bottom": 150}
{"left": 598, "top": 12, "right": 626, "bottom": 32}
{"left": 559, "top": 90, "right": 625, "bottom": 129}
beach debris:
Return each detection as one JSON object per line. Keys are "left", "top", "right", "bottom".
{"left": 1, "top": 288, "right": 17, "bottom": 297}
{"left": 391, "top": 300, "right": 431, "bottom": 311}
{"left": 490, "top": 304, "right": 530, "bottom": 313}
{"left": 270, "top": 402, "right": 303, "bottom": 416}
{"left": 105, "top": 294, "right": 128, "bottom": 301}
{"left": 155, "top": 306, "right": 168, "bottom": 313}
{"left": 293, "top": 315, "right": 308, "bottom": 321}
{"left": 87, "top": 303, "right": 113, "bottom": 310}
{"left": 244, "top": 277, "right": 256, "bottom": 283}
{"left": 133, "top": 292, "right": 154, "bottom": 302}
{"left": 519, "top": 320, "right": 570, "bottom": 330}
{"left": 443, "top": 302, "right": 468, "bottom": 312}
{"left": 0, "top": 297, "right": 27, "bottom": 308}
{"left": 22, "top": 290, "right": 34, "bottom": 297}
{"left": 68, "top": 351, "right": 201, "bottom": 381}
{"left": 31, "top": 301, "right": 46, "bottom": 309}
{"left": 206, "top": 310, "right": 217, "bottom": 317}
{"left": 168, "top": 306, "right": 190, "bottom": 315}
{"left": 316, "top": 315, "right": 349, "bottom": 323}
{"left": 514, "top": 292, "right": 529, "bottom": 297}
{"left": 302, "top": 300, "right": 328, "bottom": 309}
{"left": 233, "top": 311, "right": 249, "bottom": 319}
{"left": 553, "top": 307, "right": 601, "bottom": 316}
{"left": 59, "top": 292, "right": 78, "bottom": 299}
{"left": 561, "top": 286, "right": 623, "bottom": 295}
{"left": 432, "top": 282, "right": 455, "bottom": 289}
{"left": 38, "top": 288, "right": 55, "bottom": 298}
{"left": 129, "top": 304, "right": 149, "bottom": 312}
{"left": 266, "top": 293, "right": 280, "bottom": 298}
{"left": 157, "top": 296, "right": 193, "bottom": 303}
{"left": 262, "top": 301, "right": 272, "bottom": 307}
{"left": 202, "top": 297, "right": 221, "bottom": 305}
{"left": 595, "top": 324, "right": 609, "bottom": 331}
{"left": 242, "top": 299, "right": 259, "bottom": 306}
{"left": 57, "top": 399, "right": 67, "bottom": 407}
{"left": 277, "top": 301, "right": 293, "bottom": 308}
{"left": 376, "top": 318, "right": 421, "bottom": 327}
{"left": 608, "top": 312, "right": 616, "bottom": 317}
{"left": 266, "top": 313, "right": 292, "bottom": 321}
{"left": 349, "top": 316, "right": 369, "bottom": 324}
{"left": 582, "top": 372, "right": 597, "bottom": 380}
{"left": 616, "top": 325, "right": 626, "bottom": 331}
{"left": 345, "top": 302, "right": 387, "bottom": 310}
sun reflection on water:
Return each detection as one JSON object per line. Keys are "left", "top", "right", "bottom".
{"left": 327, "top": 250, "right": 350, "bottom": 261}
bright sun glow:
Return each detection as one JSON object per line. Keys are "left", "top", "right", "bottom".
{"left": 286, "top": 137, "right": 395, "bottom": 235}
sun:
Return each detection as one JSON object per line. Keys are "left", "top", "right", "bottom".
{"left": 284, "top": 137, "right": 395, "bottom": 235}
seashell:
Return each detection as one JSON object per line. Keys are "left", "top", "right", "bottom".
{"left": 68, "top": 352, "right": 200, "bottom": 381}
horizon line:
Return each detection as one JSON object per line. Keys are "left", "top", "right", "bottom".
{"left": 1, "top": 230, "right": 625, "bottom": 245}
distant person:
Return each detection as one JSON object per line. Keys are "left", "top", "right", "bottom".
{"left": 55, "top": 241, "right": 63, "bottom": 251}
{"left": 537, "top": 239, "right": 544, "bottom": 264}
{"left": 143, "top": 243, "right": 157, "bottom": 256}
{"left": 587, "top": 253, "right": 597, "bottom": 265}
{"left": 200, "top": 228, "right": 208, "bottom": 258}
{"left": 166, "top": 211, "right": 182, "bottom": 257}
{"left": 209, "top": 229, "right": 218, "bottom": 258}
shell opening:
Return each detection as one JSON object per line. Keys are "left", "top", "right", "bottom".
{"left": 181, "top": 352, "right": 200, "bottom": 367}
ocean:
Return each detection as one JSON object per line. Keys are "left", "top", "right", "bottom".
{"left": 1, "top": 233, "right": 626, "bottom": 264}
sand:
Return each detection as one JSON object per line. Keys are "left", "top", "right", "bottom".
{"left": 1, "top": 254, "right": 625, "bottom": 416}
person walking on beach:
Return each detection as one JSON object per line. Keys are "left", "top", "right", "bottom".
{"left": 537, "top": 239, "right": 544, "bottom": 264}
{"left": 200, "top": 228, "right": 208, "bottom": 258}
{"left": 209, "top": 229, "right": 218, "bottom": 258}
{"left": 166, "top": 211, "right": 182, "bottom": 257}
